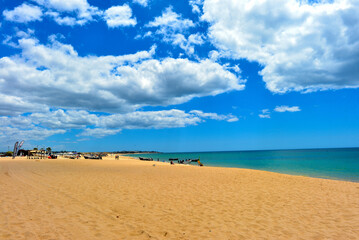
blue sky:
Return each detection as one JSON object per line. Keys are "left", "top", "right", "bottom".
{"left": 0, "top": 0, "right": 358, "bottom": 152}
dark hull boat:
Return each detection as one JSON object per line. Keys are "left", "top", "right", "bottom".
{"left": 84, "top": 155, "right": 102, "bottom": 160}
{"left": 139, "top": 157, "right": 153, "bottom": 161}
{"left": 176, "top": 159, "right": 200, "bottom": 164}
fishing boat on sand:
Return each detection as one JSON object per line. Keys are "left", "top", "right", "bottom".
{"left": 174, "top": 159, "right": 200, "bottom": 164}
{"left": 84, "top": 155, "right": 102, "bottom": 160}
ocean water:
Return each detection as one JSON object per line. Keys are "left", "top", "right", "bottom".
{"left": 127, "top": 148, "right": 359, "bottom": 182}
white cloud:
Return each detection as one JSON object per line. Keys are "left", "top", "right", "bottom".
{"left": 3, "top": 3, "right": 43, "bottom": 23}
{"left": 202, "top": 0, "right": 359, "bottom": 93}
{"left": 30, "top": 109, "right": 98, "bottom": 129}
{"left": 0, "top": 94, "right": 48, "bottom": 116}
{"left": 33, "top": 0, "right": 90, "bottom": 12}
{"left": 15, "top": 29, "right": 35, "bottom": 38}
{"left": 45, "top": 11, "right": 77, "bottom": 26}
{"left": 189, "top": 110, "right": 238, "bottom": 122}
{"left": 146, "top": 7, "right": 205, "bottom": 55}
{"left": 6, "top": 0, "right": 140, "bottom": 27}
{"left": 189, "top": 0, "right": 203, "bottom": 14}
{"left": 79, "top": 128, "right": 122, "bottom": 138}
{"left": 274, "top": 106, "right": 301, "bottom": 112}
{"left": 0, "top": 34, "right": 243, "bottom": 142}
{"left": 0, "top": 109, "right": 238, "bottom": 140}
{"left": 104, "top": 5, "right": 137, "bottom": 28}
{"left": 133, "top": 0, "right": 149, "bottom": 7}
{"left": 0, "top": 36, "right": 244, "bottom": 116}
{"left": 98, "top": 110, "right": 203, "bottom": 130}
{"left": 259, "top": 109, "right": 271, "bottom": 118}
{"left": 259, "top": 114, "right": 270, "bottom": 119}
{"left": 147, "top": 6, "right": 195, "bottom": 30}
{"left": 0, "top": 126, "right": 65, "bottom": 145}
{"left": 3, "top": 0, "right": 100, "bottom": 26}
{"left": 208, "top": 50, "right": 220, "bottom": 61}
{"left": 170, "top": 33, "right": 206, "bottom": 55}
{"left": 34, "top": 0, "right": 100, "bottom": 26}
{"left": 227, "top": 117, "right": 239, "bottom": 122}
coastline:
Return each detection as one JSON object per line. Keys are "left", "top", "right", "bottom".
{"left": 125, "top": 154, "right": 357, "bottom": 183}
{"left": 1, "top": 156, "right": 358, "bottom": 239}
{"left": 124, "top": 148, "right": 359, "bottom": 183}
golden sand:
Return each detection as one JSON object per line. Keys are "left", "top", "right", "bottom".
{"left": 1, "top": 156, "right": 358, "bottom": 239}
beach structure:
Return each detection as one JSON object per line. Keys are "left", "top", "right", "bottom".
{"left": 27, "top": 149, "right": 46, "bottom": 159}
{"left": 17, "top": 149, "right": 29, "bottom": 156}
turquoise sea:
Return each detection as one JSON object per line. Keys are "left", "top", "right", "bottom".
{"left": 127, "top": 148, "right": 359, "bottom": 182}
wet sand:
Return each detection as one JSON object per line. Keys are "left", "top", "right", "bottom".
{"left": 1, "top": 156, "right": 358, "bottom": 239}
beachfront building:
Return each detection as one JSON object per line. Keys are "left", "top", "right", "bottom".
{"left": 27, "top": 149, "right": 46, "bottom": 159}
{"left": 17, "top": 149, "right": 29, "bottom": 156}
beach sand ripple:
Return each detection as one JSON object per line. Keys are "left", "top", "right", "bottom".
{"left": 1, "top": 156, "right": 358, "bottom": 239}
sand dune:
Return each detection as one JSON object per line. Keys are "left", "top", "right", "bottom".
{"left": 1, "top": 156, "right": 358, "bottom": 239}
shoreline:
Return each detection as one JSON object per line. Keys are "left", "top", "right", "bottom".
{"left": 123, "top": 154, "right": 359, "bottom": 183}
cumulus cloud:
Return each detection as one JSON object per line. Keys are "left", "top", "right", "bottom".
{"left": 5, "top": 0, "right": 143, "bottom": 27}
{"left": 175, "top": 33, "right": 206, "bottom": 55}
{"left": 147, "top": 7, "right": 195, "bottom": 30}
{"left": 145, "top": 7, "right": 204, "bottom": 55}
{"left": 189, "top": 0, "right": 203, "bottom": 14}
{"left": 30, "top": 110, "right": 98, "bottom": 129}
{"left": 274, "top": 106, "right": 301, "bottom": 112}
{"left": 104, "top": 5, "right": 137, "bottom": 28}
{"left": 4, "top": 0, "right": 140, "bottom": 27}
{"left": 0, "top": 35, "right": 244, "bottom": 116}
{"left": 0, "top": 94, "right": 48, "bottom": 116}
{"left": 33, "top": 0, "right": 90, "bottom": 12}
{"left": 97, "top": 110, "right": 203, "bottom": 130}
{"left": 133, "top": 0, "right": 150, "bottom": 7}
{"left": 0, "top": 109, "right": 238, "bottom": 140}
{"left": 3, "top": 3, "right": 43, "bottom": 23}
{"left": 45, "top": 11, "right": 78, "bottom": 26}
{"left": 202, "top": 0, "right": 359, "bottom": 93}
{"left": 22, "top": 109, "right": 236, "bottom": 130}
{"left": 80, "top": 128, "right": 122, "bottom": 138}
{"left": 0, "top": 126, "right": 65, "bottom": 145}
{"left": 34, "top": 0, "right": 100, "bottom": 26}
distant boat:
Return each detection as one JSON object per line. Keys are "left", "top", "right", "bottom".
{"left": 139, "top": 157, "right": 153, "bottom": 161}
{"left": 175, "top": 159, "right": 199, "bottom": 164}
{"left": 84, "top": 155, "right": 102, "bottom": 160}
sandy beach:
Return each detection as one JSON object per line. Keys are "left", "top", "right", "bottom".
{"left": 1, "top": 156, "right": 358, "bottom": 240}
